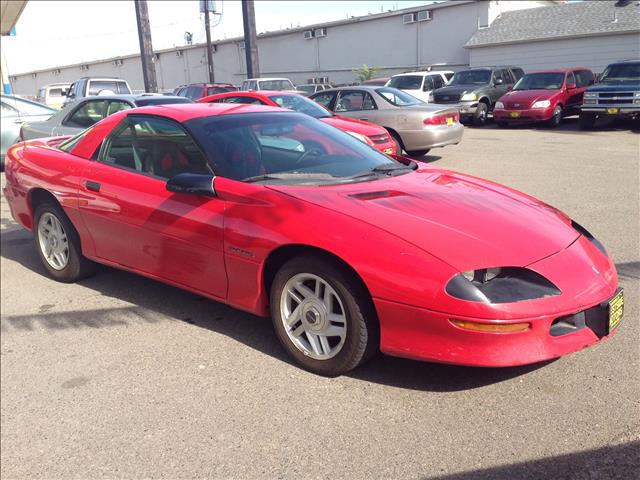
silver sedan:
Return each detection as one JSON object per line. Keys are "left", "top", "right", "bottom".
{"left": 310, "top": 86, "right": 463, "bottom": 156}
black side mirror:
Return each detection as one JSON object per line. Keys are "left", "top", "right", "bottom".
{"left": 166, "top": 173, "right": 216, "bottom": 197}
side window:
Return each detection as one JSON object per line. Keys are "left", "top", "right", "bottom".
{"left": 492, "top": 70, "right": 504, "bottom": 84}
{"left": 99, "top": 116, "right": 212, "bottom": 179}
{"left": 566, "top": 71, "right": 576, "bottom": 87}
{"left": 575, "top": 70, "right": 594, "bottom": 87}
{"left": 248, "top": 81, "right": 257, "bottom": 90}
{"left": 512, "top": 68, "right": 525, "bottom": 81}
{"left": 311, "top": 91, "right": 336, "bottom": 109}
{"left": 504, "top": 70, "right": 515, "bottom": 84}
{"left": 422, "top": 76, "right": 435, "bottom": 91}
{"left": 432, "top": 76, "right": 444, "bottom": 89}
{"left": 335, "top": 92, "right": 376, "bottom": 112}
{"left": 65, "top": 100, "right": 109, "bottom": 128}
{"left": 116, "top": 82, "right": 131, "bottom": 94}
{"left": 107, "top": 100, "right": 133, "bottom": 116}
{"left": 222, "top": 96, "right": 266, "bottom": 105}
{"left": 185, "top": 86, "right": 201, "bottom": 99}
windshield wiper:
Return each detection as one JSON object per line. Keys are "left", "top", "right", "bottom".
{"left": 244, "top": 172, "right": 337, "bottom": 183}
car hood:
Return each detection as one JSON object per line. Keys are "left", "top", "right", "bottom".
{"left": 435, "top": 84, "right": 486, "bottom": 96}
{"left": 500, "top": 89, "right": 558, "bottom": 105}
{"left": 320, "top": 115, "right": 385, "bottom": 136}
{"left": 268, "top": 168, "right": 579, "bottom": 271}
{"left": 587, "top": 81, "right": 640, "bottom": 92}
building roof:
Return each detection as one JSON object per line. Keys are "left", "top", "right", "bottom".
{"left": 465, "top": 0, "right": 640, "bottom": 48}
{"left": 1, "top": 0, "right": 27, "bottom": 36}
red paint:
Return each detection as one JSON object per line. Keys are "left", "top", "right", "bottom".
{"left": 2, "top": 103, "right": 620, "bottom": 367}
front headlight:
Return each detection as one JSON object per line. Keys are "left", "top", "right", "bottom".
{"left": 532, "top": 100, "right": 551, "bottom": 108}
{"left": 571, "top": 220, "right": 607, "bottom": 256}
{"left": 584, "top": 92, "right": 597, "bottom": 99}
{"left": 460, "top": 92, "right": 477, "bottom": 101}
{"left": 634, "top": 92, "right": 640, "bottom": 98}
{"left": 446, "top": 267, "right": 561, "bottom": 304}
{"left": 345, "top": 131, "right": 374, "bottom": 146}
{"left": 495, "top": 101, "right": 504, "bottom": 109}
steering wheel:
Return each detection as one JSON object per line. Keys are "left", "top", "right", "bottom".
{"left": 294, "top": 147, "right": 325, "bottom": 167}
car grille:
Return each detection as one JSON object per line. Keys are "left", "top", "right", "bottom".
{"left": 591, "top": 91, "right": 636, "bottom": 106}
{"left": 434, "top": 94, "right": 461, "bottom": 103}
{"left": 368, "top": 133, "right": 390, "bottom": 144}
{"left": 504, "top": 101, "right": 531, "bottom": 110}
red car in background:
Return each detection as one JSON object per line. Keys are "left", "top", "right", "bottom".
{"left": 174, "top": 83, "right": 239, "bottom": 101}
{"left": 198, "top": 90, "right": 397, "bottom": 155}
{"left": 494, "top": 68, "right": 595, "bottom": 127}
{"left": 3, "top": 103, "right": 622, "bottom": 376}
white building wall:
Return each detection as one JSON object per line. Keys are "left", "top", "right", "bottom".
{"left": 469, "top": 33, "right": 640, "bottom": 74}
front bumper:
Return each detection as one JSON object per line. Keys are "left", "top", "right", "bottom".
{"left": 375, "top": 294, "right": 620, "bottom": 367}
{"left": 581, "top": 106, "right": 640, "bottom": 116}
{"left": 399, "top": 122, "right": 464, "bottom": 150}
{"left": 494, "top": 106, "right": 555, "bottom": 123}
{"left": 456, "top": 101, "right": 478, "bottom": 116}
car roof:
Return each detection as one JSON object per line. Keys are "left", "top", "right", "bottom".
{"left": 124, "top": 102, "right": 287, "bottom": 122}
{"left": 523, "top": 68, "right": 590, "bottom": 74}
{"left": 392, "top": 71, "right": 453, "bottom": 77}
{"left": 315, "top": 85, "right": 382, "bottom": 93}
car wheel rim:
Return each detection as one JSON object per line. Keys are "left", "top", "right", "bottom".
{"left": 554, "top": 108, "right": 561, "bottom": 125}
{"left": 37, "top": 212, "right": 69, "bottom": 270}
{"left": 280, "top": 273, "right": 347, "bottom": 360}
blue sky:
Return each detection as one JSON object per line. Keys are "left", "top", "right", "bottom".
{"left": 3, "top": 1, "right": 433, "bottom": 74}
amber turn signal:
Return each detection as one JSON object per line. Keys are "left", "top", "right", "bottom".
{"left": 450, "top": 319, "right": 531, "bottom": 332}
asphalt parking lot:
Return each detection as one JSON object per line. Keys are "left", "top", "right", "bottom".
{"left": 1, "top": 118, "right": 639, "bottom": 479}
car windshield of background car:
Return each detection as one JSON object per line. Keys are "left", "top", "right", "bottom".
{"left": 268, "top": 94, "right": 331, "bottom": 118}
{"left": 449, "top": 70, "right": 492, "bottom": 85}
{"left": 513, "top": 73, "right": 565, "bottom": 90}
{"left": 387, "top": 76, "right": 423, "bottom": 90}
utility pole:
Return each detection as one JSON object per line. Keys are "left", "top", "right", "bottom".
{"left": 134, "top": 0, "right": 158, "bottom": 93}
{"left": 241, "top": 0, "right": 260, "bottom": 78}
{"left": 204, "top": 3, "right": 215, "bottom": 82}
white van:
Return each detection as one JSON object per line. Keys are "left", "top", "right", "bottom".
{"left": 385, "top": 71, "right": 454, "bottom": 103}
{"left": 36, "top": 83, "right": 71, "bottom": 110}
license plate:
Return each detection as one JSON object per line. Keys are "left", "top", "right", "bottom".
{"left": 383, "top": 147, "right": 393, "bottom": 155}
{"left": 510, "top": 112, "right": 521, "bottom": 118}
{"left": 446, "top": 117, "right": 454, "bottom": 126}
{"left": 607, "top": 108, "right": 619, "bottom": 115}
{"left": 609, "top": 290, "right": 624, "bottom": 331}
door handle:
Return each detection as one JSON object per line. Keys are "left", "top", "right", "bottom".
{"left": 85, "top": 181, "right": 101, "bottom": 192}
{"left": 360, "top": 118, "right": 369, "bottom": 121}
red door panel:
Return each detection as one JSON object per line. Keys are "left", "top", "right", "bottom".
{"left": 78, "top": 162, "right": 227, "bottom": 299}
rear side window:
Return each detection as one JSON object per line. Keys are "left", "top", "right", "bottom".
{"left": 335, "top": 91, "right": 376, "bottom": 112}
{"left": 220, "top": 96, "right": 266, "bottom": 105}
{"left": 575, "top": 70, "right": 595, "bottom": 87}
{"left": 66, "top": 100, "right": 109, "bottom": 128}
{"left": 511, "top": 68, "right": 525, "bottom": 81}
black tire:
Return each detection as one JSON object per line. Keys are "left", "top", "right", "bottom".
{"left": 270, "top": 255, "right": 378, "bottom": 376}
{"left": 472, "top": 102, "right": 489, "bottom": 126}
{"left": 388, "top": 130, "right": 404, "bottom": 155}
{"left": 579, "top": 112, "right": 597, "bottom": 130}
{"left": 547, "top": 105, "right": 563, "bottom": 128}
{"left": 406, "top": 149, "right": 431, "bottom": 157}
{"left": 33, "top": 202, "right": 95, "bottom": 283}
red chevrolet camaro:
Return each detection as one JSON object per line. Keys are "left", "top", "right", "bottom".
{"left": 198, "top": 90, "right": 398, "bottom": 155}
{"left": 3, "top": 103, "right": 623, "bottom": 376}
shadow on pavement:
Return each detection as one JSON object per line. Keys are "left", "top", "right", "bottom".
{"left": 1, "top": 226, "right": 550, "bottom": 392}
{"left": 424, "top": 440, "right": 640, "bottom": 480}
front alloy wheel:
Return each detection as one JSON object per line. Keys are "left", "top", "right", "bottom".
{"left": 270, "top": 256, "right": 378, "bottom": 376}
{"left": 38, "top": 212, "right": 69, "bottom": 270}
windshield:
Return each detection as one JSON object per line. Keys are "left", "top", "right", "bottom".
{"left": 267, "top": 94, "right": 331, "bottom": 118}
{"left": 448, "top": 70, "right": 492, "bottom": 86}
{"left": 387, "top": 75, "right": 423, "bottom": 90}
{"left": 258, "top": 79, "right": 295, "bottom": 91}
{"left": 375, "top": 87, "right": 421, "bottom": 106}
{"left": 513, "top": 73, "right": 565, "bottom": 90}
{"left": 600, "top": 63, "right": 640, "bottom": 82}
{"left": 185, "top": 112, "right": 410, "bottom": 185}
{"left": 296, "top": 85, "right": 316, "bottom": 93}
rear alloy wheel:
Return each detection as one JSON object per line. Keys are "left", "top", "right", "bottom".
{"left": 548, "top": 105, "right": 563, "bottom": 128}
{"left": 579, "top": 112, "right": 597, "bottom": 130}
{"left": 270, "top": 256, "right": 377, "bottom": 376}
{"left": 34, "top": 202, "right": 94, "bottom": 282}
{"left": 472, "top": 102, "right": 489, "bottom": 126}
